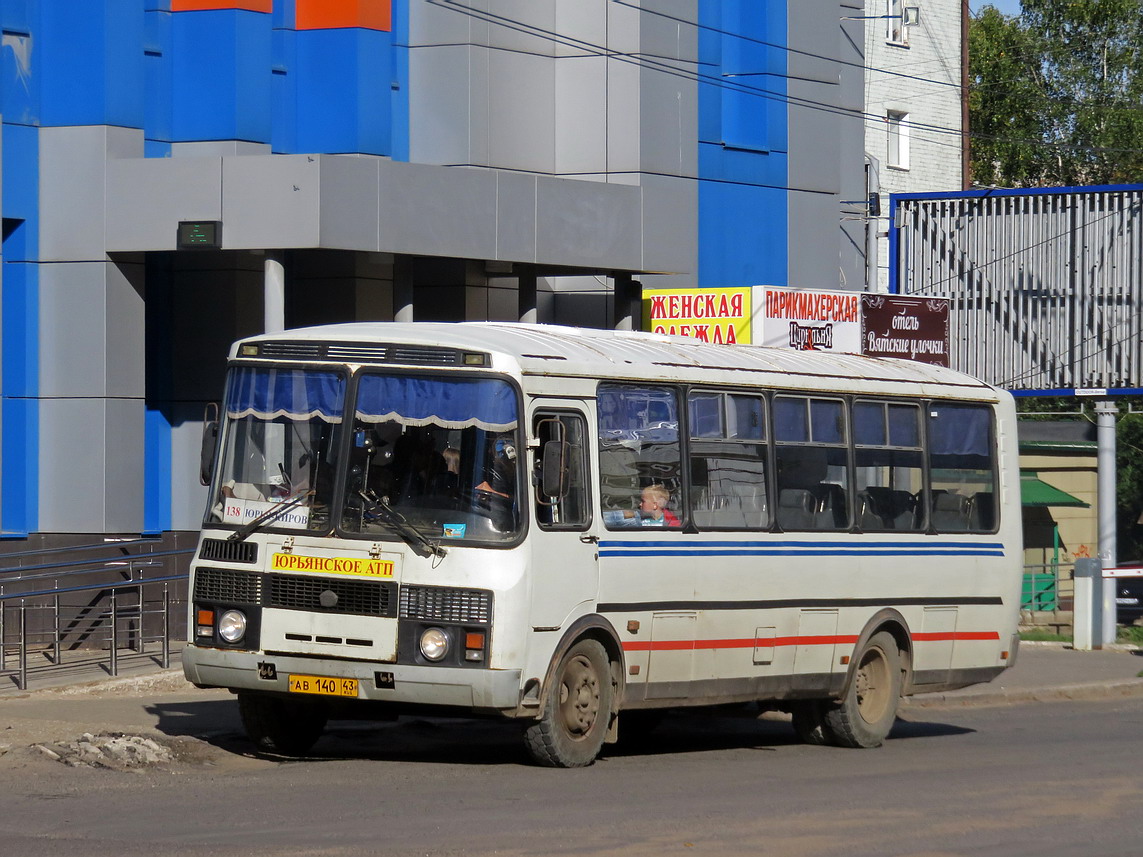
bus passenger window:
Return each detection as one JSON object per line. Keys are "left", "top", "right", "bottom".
{"left": 598, "top": 384, "right": 683, "bottom": 529}
{"left": 688, "top": 391, "right": 768, "bottom": 530}
{"left": 534, "top": 413, "right": 590, "bottom": 529}
{"left": 928, "top": 403, "right": 997, "bottom": 533}
{"left": 774, "top": 396, "right": 850, "bottom": 531}
{"left": 854, "top": 400, "right": 923, "bottom": 532}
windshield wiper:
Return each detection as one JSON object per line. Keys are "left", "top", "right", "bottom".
{"left": 358, "top": 491, "right": 447, "bottom": 559}
{"left": 228, "top": 490, "right": 315, "bottom": 543}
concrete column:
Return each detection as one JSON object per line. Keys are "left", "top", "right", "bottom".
{"left": 264, "top": 251, "right": 285, "bottom": 333}
{"left": 613, "top": 274, "right": 641, "bottom": 330}
{"left": 518, "top": 266, "right": 538, "bottom": 324}
{"left": 1095, "top": 400, "right": 1118, "bottom": 643}
{"left": 393, "top": 255, "right": 414, "bottom": 322}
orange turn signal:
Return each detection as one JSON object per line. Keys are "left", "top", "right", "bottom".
{"left": 197, "top": 609, "right": 213, "bottom": 625}
{"left": 465, "top": 632, "right": 485, "bottom": 650}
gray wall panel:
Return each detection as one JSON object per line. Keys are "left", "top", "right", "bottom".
{"left": 495, "top": 172, "right": 538, "bottom": 261}
{"left": 641, "top": 174, "right": 697, "bottom": 279}
{"left": 169, "top": 402, "right": 210, "bottom": 532}
{"left": 487, "top": 50, "right": 556, "bottom": 173}
{"left": 38, "top": 261, "right": 144, "bottom": 399}
{"left": 536, "top": 176, "right": 641, "bottom": 269}
{"left": 377, "top": 161, "right": 499, "bottom": 259}
{"left": 786, "top": 79, "right": 841, "bottom": 195}
{"left": 38, "top": 263, "right": 109, "bottom": 398}
{"left": 38, "top": 398, "right": 144, "bottom": 533}
{"left": 788, "top": 191, "right": 840, "bottom": 288}
{"left": 638, "top": 65, "right": 695, "bottom": 178}
{"left": 104, "top": 398, "right": 146, "bottom": 531}
{"left": 222, "top": 154, "right": 321, "bottom": 249}
{"left": 554, "top": 57, "right": 607, "bottom": 174}
{"left": 485, "top": 0, "right": 557, "bottom": 55}
{"left": 105, "top": 259, "right": 146, "bottom": 398}
{"left": 409, "top": 45, "right": 477, "bottom": 166}
{"left": 39, "top": 126, "right": 142, "bottom": 262}
{"left": 106, "top": 157, "right": 223, "bottom": 252}
{"left": 319, "top": 156, "right": 381, "bottom": 250}
{"left": 39, "top": 399, "right": 108, "bottom": 533}
{"left": 556, "top": 0, "right": 607, "bottom": 56}
{"left": 605, "top": 57, "right": 642, "bottom": 173}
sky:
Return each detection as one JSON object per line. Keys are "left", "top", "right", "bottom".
{"left": 969, "top": 0, "right": 1022, "bottom": 15}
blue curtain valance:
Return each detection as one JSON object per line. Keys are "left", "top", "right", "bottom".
{"left": 355, "top": 375, "right": 517, "bottom": 431}
{"left": 226, "top": 368, "right": 346, "bottom": 423}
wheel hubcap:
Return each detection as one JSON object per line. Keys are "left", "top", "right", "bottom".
{"left": 558, "top": 654, "right": 600, "bottom": 739}
{"left": 855, "top": 646, "right": 890, "bottom": 723}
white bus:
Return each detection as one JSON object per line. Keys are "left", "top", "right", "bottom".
{"left": 184, "top": 323, "right": 1023, "bottom": 767}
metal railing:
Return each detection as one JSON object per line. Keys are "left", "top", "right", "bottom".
{"left": 1022, "top": 560, "right": 1075, "bottom": 613}
{"left": 0, "top": 539, "right": 195, "bottom": 690}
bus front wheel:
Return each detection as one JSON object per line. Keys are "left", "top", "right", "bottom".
{"left": 238, "top": 691, "right": 328, "bottom": 756}
{"left": 524, "top": 639, "right": 613, "bottom": 768}
{"left": 823, "top": 631, "right": 902, "bottom": 748}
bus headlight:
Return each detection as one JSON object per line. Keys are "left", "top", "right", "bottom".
{"left": 218, "top": 609, "right": 247, "bottom": 643}
{"left": 419, "top": 628, "right": 449, "bottom": 661}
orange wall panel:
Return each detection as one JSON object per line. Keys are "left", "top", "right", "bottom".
{"left": 295, "top": 0, "right": 392, "bottom": 31}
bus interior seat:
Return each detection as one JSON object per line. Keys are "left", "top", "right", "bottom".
{"left": 777, "top": 447, "right": 828, "bottom": 530}
{"left": 809, "top": 482, "right": 847, "bottom": 529}
{"left": 970, "top": 491, "right": 994, "bottom": 531}
{"left": 859, "top": 486, "right": 918, "bottom": 530}
{"left": 931, "top": 490, "right": 971, "bottom": 532}
{"left": 777, "top": 488, "right": 817, "bottom": 530}
{"left": 599, "top": 444, "right": 640, "bottom": 509}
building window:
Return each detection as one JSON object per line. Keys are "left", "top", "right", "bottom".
{"left": 887, "top": 0, "right": 908, "bottom": 44}
{"left": 887, "top": 110, "right": 909, "bottom": 169}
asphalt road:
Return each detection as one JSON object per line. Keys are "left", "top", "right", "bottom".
{"left": 1, "top": 688, "right": 1142, "bottom": 857}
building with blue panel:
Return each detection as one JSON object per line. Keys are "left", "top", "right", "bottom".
{"left": 0, "top": 0, "right": 865, "bottom": 553}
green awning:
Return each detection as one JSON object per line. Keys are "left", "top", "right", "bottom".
{"left": 1020, "top": 472, "right": 1090, "bottom": 508}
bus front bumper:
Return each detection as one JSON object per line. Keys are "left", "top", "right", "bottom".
{"left": 183, "top": 645, "right": 523, "bottom": 713}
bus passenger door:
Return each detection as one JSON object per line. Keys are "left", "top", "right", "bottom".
{"left": 529, "top": 408, "right": 598, "bottom": 631}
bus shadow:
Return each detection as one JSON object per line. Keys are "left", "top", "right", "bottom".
{"left": 143, "top": 701, "right": 976, "bottom": 767}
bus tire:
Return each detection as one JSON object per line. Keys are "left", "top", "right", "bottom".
{"left": 524, "top": 638, "right": 613, "bottom": 768}
{"left": 790, "top": 700, "right": 831, "bottom": 746}
{"left": 238, "top": 691, "right": 328, "bottom": 756}
{"left": 823, "top": 631, "right": 902, "bottom": 748}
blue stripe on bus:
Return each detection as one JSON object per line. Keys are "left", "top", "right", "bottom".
{"left": 600, "top": 548, "right": 1006, "bottom": 558}
{"left": 598, "top": 540, "right": 1006, "bottom": 558}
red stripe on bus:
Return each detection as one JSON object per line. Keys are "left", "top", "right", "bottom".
{"left": 622, "top": 631, "right": 999, "bottom": 652}
{"left": 912, "top": 631, "right": 1001, "bottom": 641}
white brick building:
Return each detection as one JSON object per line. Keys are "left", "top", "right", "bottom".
{"left": 864, "top": 0, "right": 965, "bottom": 290}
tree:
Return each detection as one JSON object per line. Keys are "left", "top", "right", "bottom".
{"left": 969, "top": 1, "right": 1143, "bottom": 187}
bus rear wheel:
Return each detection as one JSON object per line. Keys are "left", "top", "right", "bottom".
{"left": 823, "top": 631, "right": 902, "bottom": 748}
{"left": 238, "top": 691, "right": 328, "bottom": 756}
{"left": 524, "top": 639, "right": 613, "bottom": 768}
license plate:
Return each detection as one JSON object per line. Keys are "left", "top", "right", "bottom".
{"left": 288, "top": 674, "right": 359, "bottom": 698}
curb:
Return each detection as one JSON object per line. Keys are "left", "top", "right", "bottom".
{"left": 903, "top": 678, "right": 1143, "bottom": 709}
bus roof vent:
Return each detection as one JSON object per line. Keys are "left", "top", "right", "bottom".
{"left": 388, "top": 346, "right": 462, "bottom": 366}
{"left": 258, "top": 341, "right": 323, "bottom": 360}
{"left": 326, "top": 343, "right": 393, "bottom": 362}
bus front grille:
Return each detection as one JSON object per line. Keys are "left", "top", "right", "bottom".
{"left": 399, "top": 586, "right": 492, "bottom": 624}
{"left": 194, "top": 568, "right": 263, "bottom": 604}
{"left": 199, "top": 538, "right": 258, "bottom": 564}
{"left": 266, "top": 575, "right": 396, "bottom": 617}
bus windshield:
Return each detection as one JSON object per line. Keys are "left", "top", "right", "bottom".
{"left": 207, "top": 367, "right": 521, "bottom": 544}
{"left": 340, "top": 374, "right": 520, "bottom": 543}
{"left": 208, "top": 366, "right": 346, "bottom": 535}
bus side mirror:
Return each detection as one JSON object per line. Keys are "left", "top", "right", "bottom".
{"left": 541, "top": 439, "right": 568, "bottom": 499}
{"left": 200, "top": 403, "right": 220, "bottom": 487}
